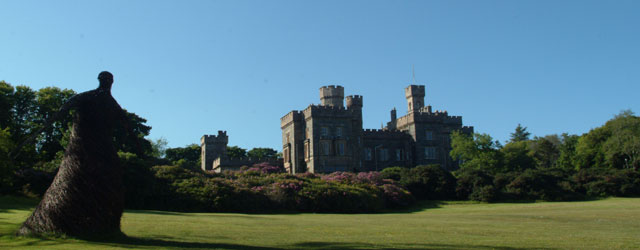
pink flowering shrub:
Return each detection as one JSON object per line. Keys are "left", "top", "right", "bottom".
{"left": 321, "top": 171, "right": 356, "bottom": 183}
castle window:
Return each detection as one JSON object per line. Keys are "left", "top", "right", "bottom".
{"left": 304, "top": 141, "right": 310, "bottom": 159}
{"left": 381, "top": 148, "right": 389, "bottom": 161}
{"left": 283, "top": 147, "right": 290, "bottom": 163}
{"left": 336, "top": 127, "right": 343, "bottom": 137}
{"left": 425, "top": 147, "right": 436, "bottom": 159}
{"left": 396, "top": 149, "right": 403, "bottom": 161}
{"left": 425, "top": 130, "right": 433, "bottom": 141}
{"left": 337, "top": 142, "right": 345, "bottom": 156}
{"left": 321, "top": 141, "right": 330, "bottom": 155}
{"left": 321, "top": 127, "right": 329, "bottom": 137}
{"left": 364, "top": 148, "right": 372, "bottom": 161}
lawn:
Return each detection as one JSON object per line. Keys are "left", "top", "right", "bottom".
{"left": 0, "top": 196, "right": 638, "bottom": 249}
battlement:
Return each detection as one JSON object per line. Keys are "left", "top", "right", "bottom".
{"left": 320, "top": 85, "right": 345, "bottom": 107}
{"left": 346, "top": 95, "right": 363, "bottom": 109}
{"left": 302, "top": 104, "right": 354, "bottom": 118}
{"left": 280, "top": 110, "right": 303, "bottom": 122}
{"left": 212, "top": 156, "right": 284, "bottom": 173}
{"left": 461, "top": 126, "right": 474, "bottom": 134}
{"left": 320, "top": 85, "right": 344, "bottom": 92}
{"left": 405, "top": 85, "right": 425, "bottom": 98}
{"left": 201, "top": 131, "right": 228, "bottom": 145}
{"left": 363, "top": 128, "right": 411, "bottom": 139}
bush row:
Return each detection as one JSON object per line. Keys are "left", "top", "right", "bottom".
{"left": 11, "top": 154, "right": 640, "bottom": 213}
{"left": 379, "top": 165, "right": 640, "bottom": 203}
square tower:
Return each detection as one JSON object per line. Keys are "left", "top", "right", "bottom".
{"left": 405, "top": 85, "right": 425, "bottom": 112}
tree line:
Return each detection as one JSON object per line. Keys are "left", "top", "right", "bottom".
{"left": 0, "top": 81, "right": 280, "bottom": 195}
{"left": 1, "top": 80, "right": 638, "bottom": 210}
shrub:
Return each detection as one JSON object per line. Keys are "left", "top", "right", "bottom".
{"left": 454, "top": 169, "right": 494, "bottom": 201}
{"left": 381, "top": 183, "right": 415, "bottom": 208}
{"left": 401, "top": 165, "right": 457, "bottom": 200}
{"left": 506, "top": 169, "right": 579, "bottom": 201}
{"left": 380, "top": 167, "right": 409, "bottom": 182}
{"left": 573, "top": 168, "right": 640, "bottom": 197}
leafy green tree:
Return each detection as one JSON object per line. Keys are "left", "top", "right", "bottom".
{"left": 509, "top": 124, "right": 531, "bottom": 143}
{"left": 149, "top": 137, "right": 168, "bottom": 158}
{"left": 450, "top": 131, "right": 503, "bottom": 173}
{"left": 113, "top": 110, "right": 152, "bottom": 156}
{"left": 226, "top": 146, "right": 247, "bottom": 158}
{"left": 529, "top": 135, "right": 561, "bottom": 169}
{"left": 33, "top": 87, "right": 76, "bottom": 160}
{"left": 0, "top": 128, "right": 15, "bottom": 192}
{"left": 247, "top": 147, "right": 278, "bottom": 159}
{"left": 501, "top": 141, "right": 535, "bottom": 172}
{"left": 165, "top": 144, "right": 201, "bottom": 169}
{"left": 555, "top": 133, "right": 579, "bottom": 170}
{"left": 0, "top": 81, "right": 14, "bottom": 129}
{"left": 575, "top": 110, "right": 640, "bottom": 169}
{"left": 10, "top": 86, "right": 38, "bottom": 141}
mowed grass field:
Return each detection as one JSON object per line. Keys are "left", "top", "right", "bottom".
{"left": 0, "top": 197, "right": 638, "bottom": 249}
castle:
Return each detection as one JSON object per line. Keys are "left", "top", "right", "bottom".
{"left": 200, "top": 131, "right": 282, "bottom": 172}
{"left": 280, "top": 85, "right": 473, "bottom": 174}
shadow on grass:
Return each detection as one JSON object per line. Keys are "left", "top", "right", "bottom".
{"left": 12, "top": 235, "right": 555, "bottom": 250}
{"left": 291, "top": 241, "right": 554, "bottom": 250}
{"left": 94, "top": 234, "right": 283, "bottom": 250}
{"left": 0, "top": 196, "right": 38, "bottom": 213}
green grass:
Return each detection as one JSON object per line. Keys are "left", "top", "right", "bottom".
{"left": 1, "top": 197, "right": 639, "bottom": 249}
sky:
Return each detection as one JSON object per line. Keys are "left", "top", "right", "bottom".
{"left": 1, "top": 0, "right": 639, "bottom": 151}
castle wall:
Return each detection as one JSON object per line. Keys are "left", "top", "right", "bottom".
{"left": 362, "top": 129, "right": 413, "bottom": 171}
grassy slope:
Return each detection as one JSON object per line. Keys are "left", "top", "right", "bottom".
{"left": 0, "top": 197, "right": 638, "bottom": 249}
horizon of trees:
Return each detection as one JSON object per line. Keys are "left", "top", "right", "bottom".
{"left": 1, "top": 80, "right": 638, "bottom": 198}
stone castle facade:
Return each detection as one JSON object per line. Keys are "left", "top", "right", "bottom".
{"left": 280, "top": 85, "right": 473, "bottom": 174}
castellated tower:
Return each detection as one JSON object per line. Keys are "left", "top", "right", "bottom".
{"left": 346, "top": 95, "right": 362, "bottom": 110}
{"left": 405, "top": 85, "right": 425, "bottom": 112}
{"left": 320, "top": 85, "right": 344, "bottom": 107}
{"left": 200, "top": 131, "right": 228, "bottom": 170}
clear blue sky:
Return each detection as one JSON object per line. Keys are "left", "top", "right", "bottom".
{"left": 1, "top": 0, "right": 639, "bottom": 150}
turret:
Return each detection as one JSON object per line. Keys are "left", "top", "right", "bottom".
{"left": 320, "top": 85, "right": 344, "bottom": 108}
{"left": 405, "top": 85, "right": 425, "bottom": 112}
{"left": 346, "top": 95, "right": 362, "bottom": 110}
{"left": 391, "top": 108, "right": 397, "bottom": 121}
{"left": 200, "top": 130, "right": 229, "bottom": 170}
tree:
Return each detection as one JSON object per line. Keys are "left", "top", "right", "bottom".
{"left": 575, "top": 110, "right": 640, "bottom": 169}
{"left": 0, "top": 81, "right": 14, "bottom": 129}
{"left": 450, "top": 131, "right": 503, "bottom": 173}
{"left": 226, "top": 146, "right": 247, "bottom": 158}
{"left": 0, "top": 128, "right": 15, "bottom": 193}
{"left": 509, "top": 124, "right": 531, "bottom": 143}
{"left": 529, "top": 135, "right": 561, "bottom": 169}
{"left": 247, "top": 147, "right": 278, "bottom": 159}
{"left": 555, "top": 133, "right": 579, "bottom": 170}
{"left": 149, "top": 137, "right": 168, "bottom": 158}
{"left": 113, "top": 110, "right": 152, "bottom": 156}
{"left": 33, "top": 87, "right": 76, "bottom": 160}
{"left": 165, "top": 144, "right": 201, "bottom": 169}
{"left": 501, "top": 141, "right": 535, "bottom": 172}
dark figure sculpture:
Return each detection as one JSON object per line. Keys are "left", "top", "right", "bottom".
{"left": 17, "top": 71, "right": 132, "bottom": 237}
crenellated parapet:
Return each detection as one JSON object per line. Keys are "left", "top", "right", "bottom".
{"left": 201, "top": 130, "right": 228, "bottom": 146}
{"left": 302, "top": 104, "right": 353, "bottom": 118}
{"left": 212, "top": 156, "right": 284, "bottom": 173}
{"left": 461, "top": 126, "right": 474, "bottom": 134}
{"left": 363, "top": 129, "right": 412, "bottom": 139}
{"left": 346, "top": 95, "right": 363, "bottom": 110}
{"left": 320, "top": 85, "right": 344, "bottom": 107}
{"left": 280, "top": 110, "right": 304, "bottom": 127}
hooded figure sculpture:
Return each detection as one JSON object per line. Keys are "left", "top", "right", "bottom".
{"left": 17, "top": 71, "right": 135, "bottom": 237}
